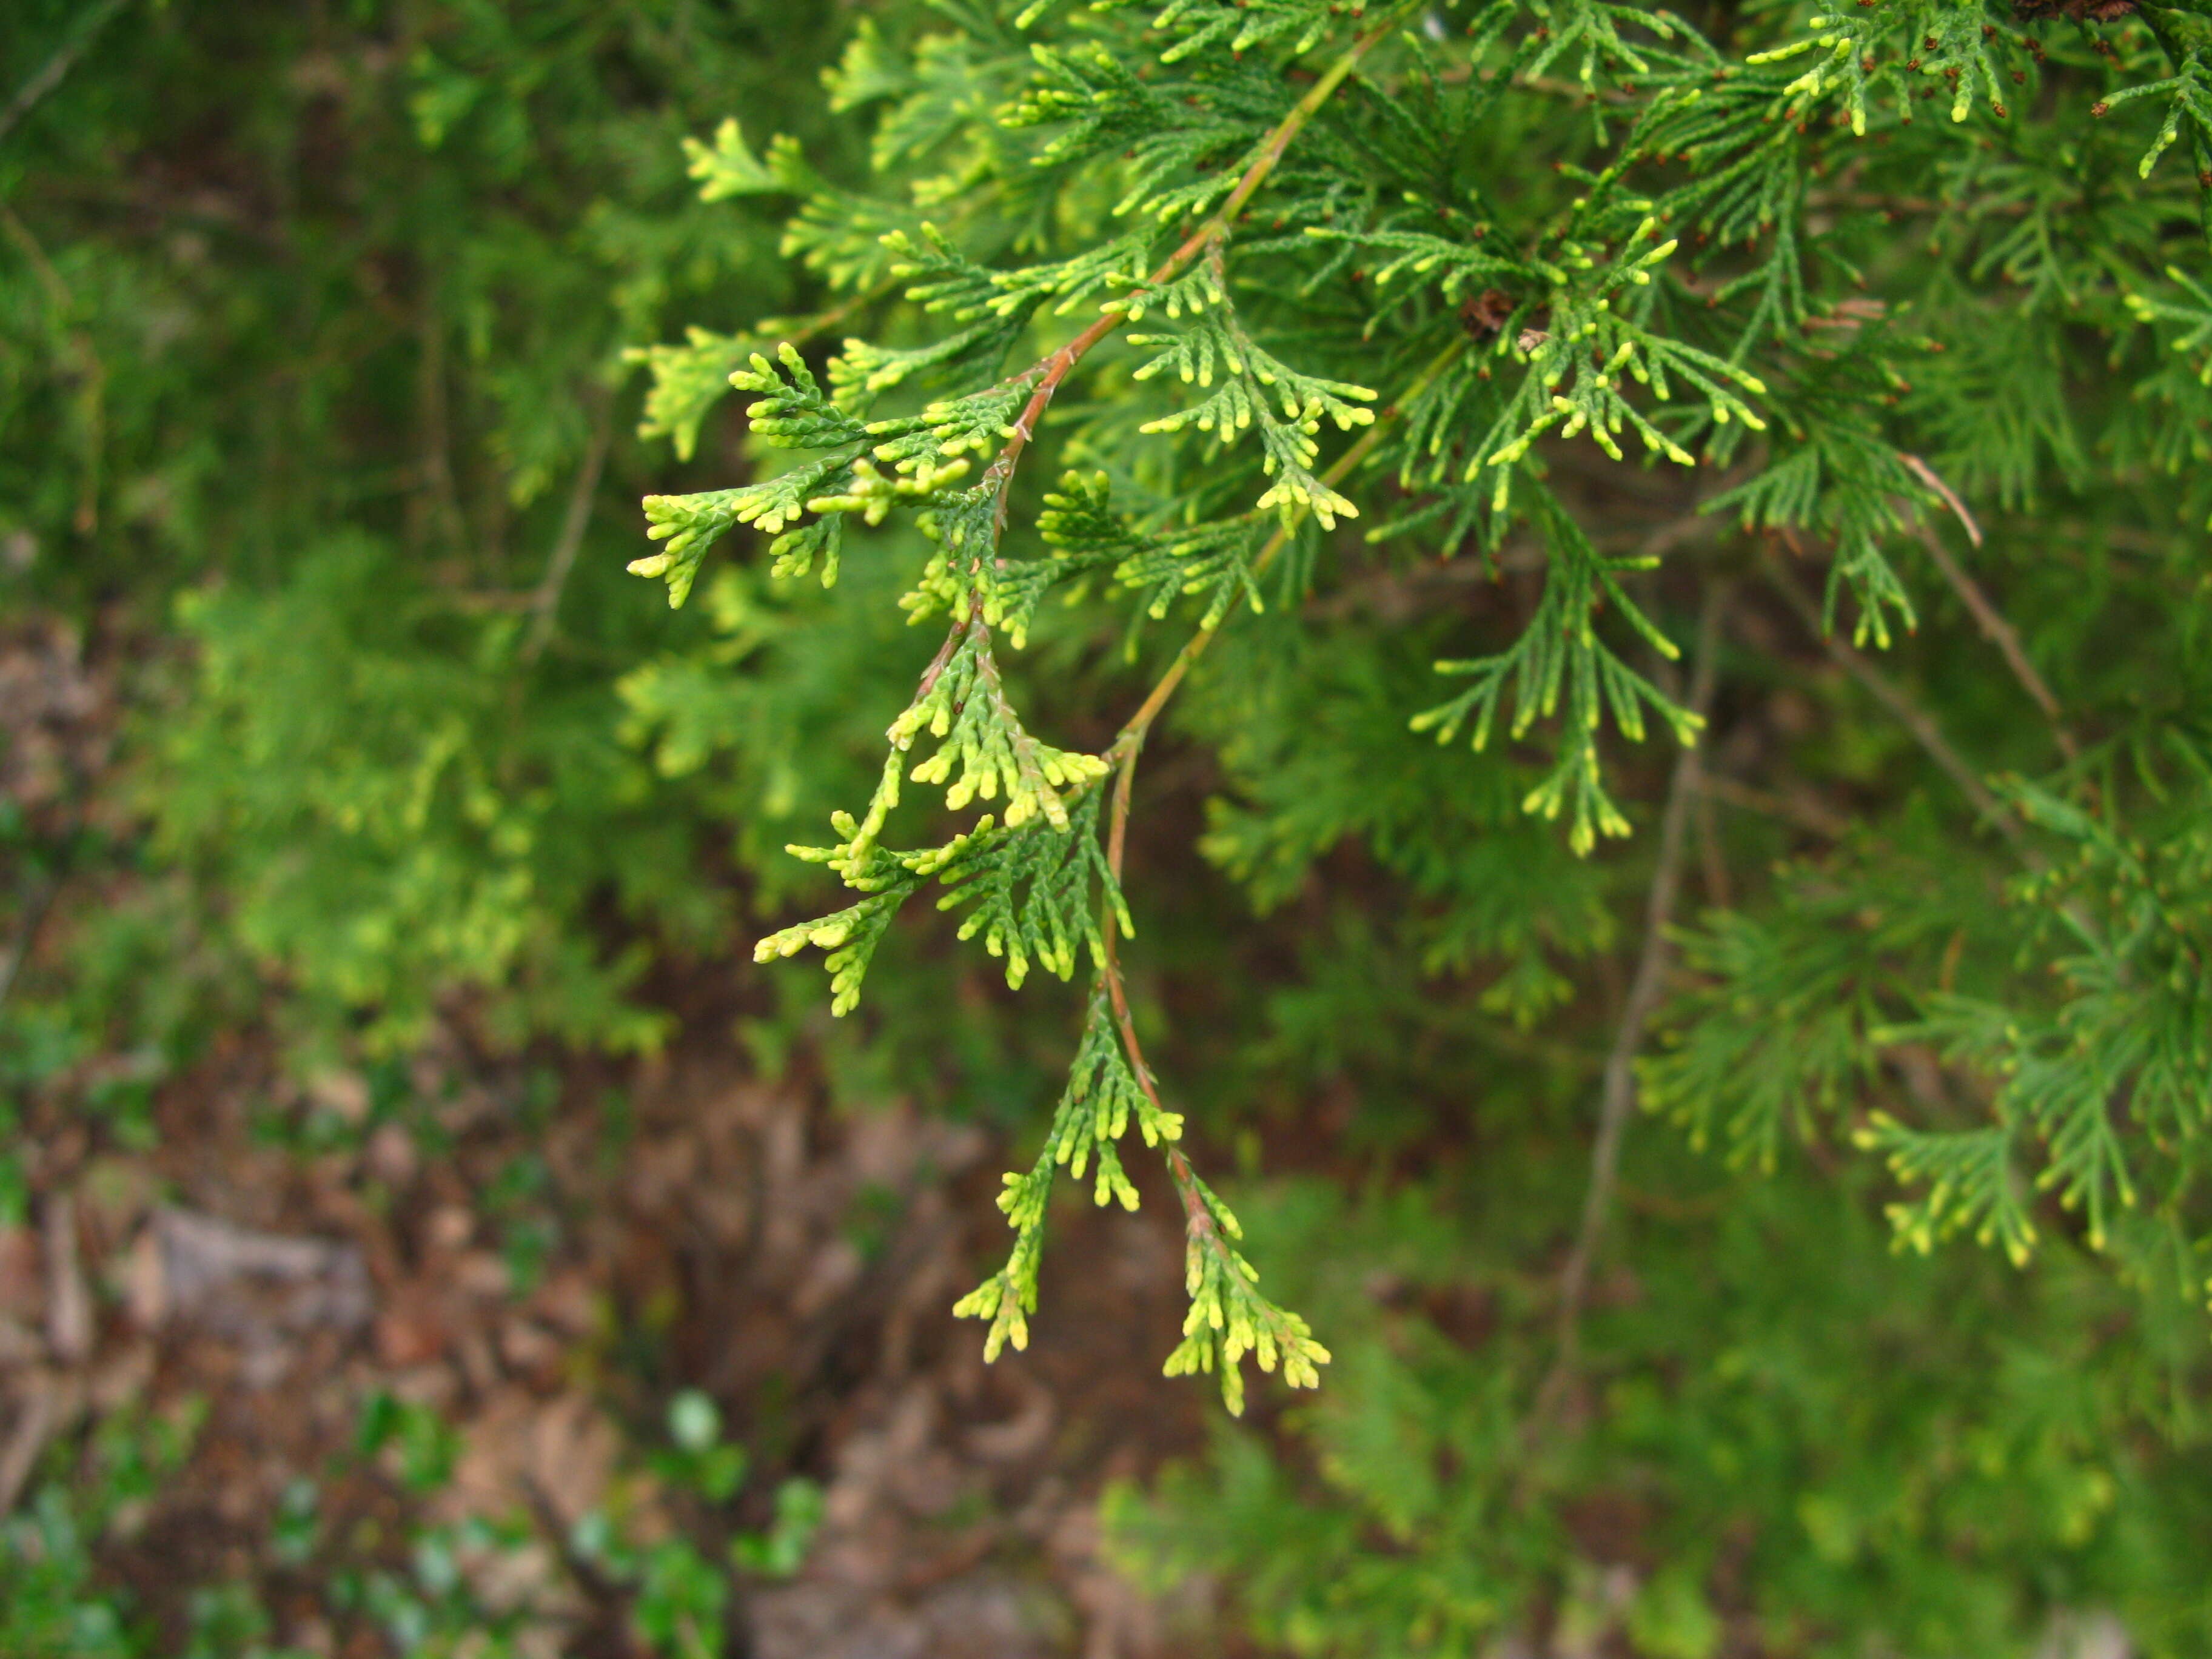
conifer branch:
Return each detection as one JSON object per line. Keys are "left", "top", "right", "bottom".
{"left": 662, "top": 0, "right": 2212, "bottom": 1435}
{"left": 1102, "top": 337, "right": 1468, "bottom": 777}
{"left": 1068, "top": 335, "right": 1461, "bottom": 1412}
{"left": 631, "top": 276, "right": 910, "bottom": 461}
{"left": 983, "top": 4, "right": 1416, "bottom": 520}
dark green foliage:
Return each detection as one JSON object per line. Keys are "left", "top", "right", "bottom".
{"left": 1106, "top": 1165, "right": 2212, "bottom": 1653}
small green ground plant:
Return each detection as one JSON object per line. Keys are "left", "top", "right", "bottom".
{"left": 0, "top": 1387, "right": 814, "bottom": 1659}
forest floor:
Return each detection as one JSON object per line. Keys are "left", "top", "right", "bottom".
{"left": 0, "top": 614, "right": 1225, "bottom": 1659}
{"left": 4, "top": 1007, "right": 1223, "bottom": 1659}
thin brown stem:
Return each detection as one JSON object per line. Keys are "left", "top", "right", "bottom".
{"left": 1764, "top": 543, "right": 2113, "bottom": 966}
{"left": 1694, "top": 784, "right": 1732, "bottom": 909}
{"left": 1896, "top": 454, "right": 2077, "bottom": 763}
{"left": 520, "top": 389, "right": 615, "bottom": 664}
{"left": 1, "top": 203, "right": 106, "bottom": 533}
{"left": 415, "top": 300, "right": 466, "bottom": 559}
{"left": 1909, "top": 525, "right": 2080, "bottom": 764}
{"left": 1098, "top": 774, "right": 1223, "bottom": 1247}
{"left": 0, "top": 202, "right": 72, "bottom": 324}
{"left": 1535, "top": 583, "right": 1729, "bottom": 1426}
{"left": 1697, "top": 771, "right": 1851, "bottom": 840}
{"left": 1762, "top": 540, "right": 2027, "bottom": 850}
{"left": 982, "top": 8, "right": 1412, "bottom": 526}
{"left": 914, "top": 617, "right": 968, "bottom": 705}
{"left": 1898, "top": 452, "right": 1983, "bottom": 547}
{"left": 0, "top": 871, "right": 62, "bottom": 1019}
{"left": 0, "top": 0, "right": 132, "bottom": 146}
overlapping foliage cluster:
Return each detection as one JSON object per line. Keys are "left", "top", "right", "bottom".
{"left": 647, "top": 0, "right": 2211, "bottom": 1353}
{"left": 629, "top": 0, "right": 2212, "bottom": 1646}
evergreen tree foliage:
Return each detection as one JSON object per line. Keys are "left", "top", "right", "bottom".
{"left": 643, "top": 0, "right": 2212, "bottom": 1377}
{"left": 628, "top": 0, "right": 2212, "bottom": 1644}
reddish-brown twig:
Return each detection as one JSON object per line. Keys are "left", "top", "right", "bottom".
{"left": 979, "top": 7, "right": 1415, "bottom": 526}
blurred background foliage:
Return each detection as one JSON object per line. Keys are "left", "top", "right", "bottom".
{"left": 3, "top": 1, "right": 2210, "bottom": 1656}
{"left": 2, "top": 0, "right": 873, "bottom": 1068}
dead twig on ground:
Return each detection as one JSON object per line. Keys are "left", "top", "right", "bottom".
{"left": 0, "top": 1375, "right": 63, "bottom": 1516}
